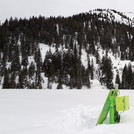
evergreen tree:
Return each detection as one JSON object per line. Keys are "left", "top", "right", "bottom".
{"left": 34, "top": 48, "right": 42, "bottom": 89}
{"left": 35, "top": 71, "right": 42, "bottom": 89}
{"left": 57, "top": 73, "right": 63, "bottom": 89}
{"left": 28, "top": 62, "right": 35, "bottom": 79}
{"left": 11, "top": 46, "right": 21, "bottom": 72}
{"left": 22, "top": 55, "right": 28, "bottom": 66}
{"left": 42, "top": 50, "right": 53, "bottom": 77}
{"left": 100, "top": 57, "right": 113, "bottom": 89}
{"left": 3, "top": 69, "right": 10, "bottom": 89}
{"left": 10, "top": 72, "right": 16, "bottom": 88}
{"left": 18, "top": 67, "right": 28, "bottom": 89}
{"left": 0, "top": 53, "right": 3, "bottom": 77}
{"left": 91, "top": 59, "right": 94, "bottom": 80}
{"left": 128, "top": 63, "right": 132, "bottom": 88}
{"left": 47, "top": 77, "right": 52, "bottom": 89}
{"left": 115, "top": 73, "right": 121, "bottom": 88}
{"left": 121, "top": 65, "right": 128, "bottom": 89}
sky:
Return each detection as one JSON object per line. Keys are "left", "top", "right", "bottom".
{"left": 0, "top": 0, "right": 134, "bottom": 23}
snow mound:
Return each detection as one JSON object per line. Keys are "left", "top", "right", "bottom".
{"left": 53, "top": 105, "right": 99, "bottom": 131}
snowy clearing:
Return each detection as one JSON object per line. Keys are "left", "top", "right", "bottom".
{"left": 0, "top": 83, "right": 134, "bottom": 134}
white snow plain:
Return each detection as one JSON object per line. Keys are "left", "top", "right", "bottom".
{"left": 0, "top": 80, "right": 134, "bottom": 134}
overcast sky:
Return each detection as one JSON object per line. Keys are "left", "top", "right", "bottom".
{"left": 0, "top": 0, "right": 134, "bottom": 23}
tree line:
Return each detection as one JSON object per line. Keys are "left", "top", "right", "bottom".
{"left": 1, "top": 9, "right": 134, "bottom": 89}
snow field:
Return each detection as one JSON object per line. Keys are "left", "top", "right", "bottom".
{"left": 1, "top": 83, "right": 134, "bottom": 134}
{"left": 0, "top": 87, "right": 105, "bottom": 134}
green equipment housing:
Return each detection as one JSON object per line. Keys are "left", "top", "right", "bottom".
{"left": 116, "top": 96, "right": 129, "bottom": 111}
{"left": 96, "top": 88, "right": 129, "bottom": 125}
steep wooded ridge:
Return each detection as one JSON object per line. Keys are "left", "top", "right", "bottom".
{"left": 0, "top": 9, "right": 134, "bottom": 89}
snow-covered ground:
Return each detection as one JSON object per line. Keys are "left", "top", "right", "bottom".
{"left": 0, "top": 80, "right": 134, "bottom": 134}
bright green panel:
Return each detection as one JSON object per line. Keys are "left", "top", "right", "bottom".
{"left": 96, "top": 88, "right": 118, "bottom": 125}
{"left": 116, "top": 96, "right": 129, "bottom": 111}
{"left": 109, "top": 96, "right": 115, "bottom": 124}
{"left": 116, "top": 96, "right": 124, "bottom": 111}
{"left": 96, "top": 93, "right": 110, "bottom": 125}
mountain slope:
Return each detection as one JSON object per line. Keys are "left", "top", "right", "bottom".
{"left": 90, "top": 9, "right": 134, "bottom": 26}
{"left": 1, "top": 9, "right": 134, "bottom": 89}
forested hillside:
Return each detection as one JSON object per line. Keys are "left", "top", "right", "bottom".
{"left": 1, "top": 9, "right": 134, "bottom": 89}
